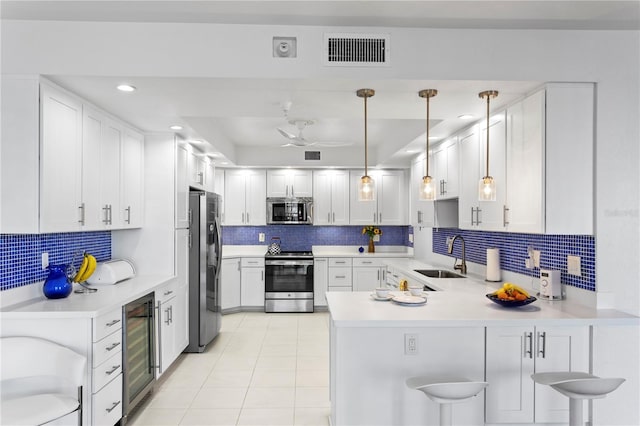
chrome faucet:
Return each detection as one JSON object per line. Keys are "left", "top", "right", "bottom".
{"left": 447, "top": 235, "right": 467, "bottom": 275}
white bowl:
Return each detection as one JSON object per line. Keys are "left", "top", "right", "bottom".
{"left": 375, "top": 287, "right": 390, "bottom": 298}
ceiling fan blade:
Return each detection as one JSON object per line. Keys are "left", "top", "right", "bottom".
{"left": 313, "top": 141, "right": 352, "bottom": 147}
{"left": 277, "top": 127, "right": 297, "bottom": 140}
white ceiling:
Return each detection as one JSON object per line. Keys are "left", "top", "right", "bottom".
{"left": 4, "top": 1, "right": 638, "bottom": 167}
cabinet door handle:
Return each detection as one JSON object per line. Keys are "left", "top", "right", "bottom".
{"left": 125, "top": 206, "right": 131, "bottom": 224}
{"left": 261, "top": 270, "right": 264, "bottom": 281}
{"left": 417, "top": 210, "right": 422, "bottom": 224}
{"left": 362, "top": 261, "right": 373, "bottom": 264}
{"left": 503, "top": 205, "right": 510, "bottom": 227}
{"left": 537, "top": 331, "right": 547, "bottom": 358}
{"left": 333, "top": 212, "right": 335, "bottom": 223}
{"left": 106, "top": 342, "right": 121, "bottom": 351}
{"left": 106, "top": 365, "right": 120, "bottom": 375}
{"left": 470, "top": 207, "right": 475, "bottom": 225}
{"left": 188, "top": 208, "right": 193, "bottom": 225}
{"left": 328, "top": 212, "right": 331, "bottom": 223}
{"left": 108, "top": 204, "right": 113, "bottom": 225}
{"left": 106, "top": 319, "right": 121, "bottom": 327}
{"left": 476, "top": 207, "right": 482, "bottom": 225}
{"left": 242, "top": 212, "right": 245, "bottom": 223}
{"left": 105, "top": 401, "right": 121, "bottom": 413}
{"left": 103, "top": 205, "right": 110, "bottom": 224}
{"left": 246, "top": 212, "right": 250, "bottom": 223}
{"left": 377, "top": 270, "right": 380, "bottom": 280}
{"left": 188, "top": 232, "right": 193, "bottom": 249}
{"left": 443, "top": 179, "right": 447, "bottom": 195}
{"left": 164, "top": 290, "right": 174, "bottom": 296}
{"left": 373, "top": 212, "right": 376, "bottom": 223}
{"left": 524, "top": 332, "right": 533, "bottom": 358}
{"left": 78, "top": 203, "right": 85, "bottom": 225}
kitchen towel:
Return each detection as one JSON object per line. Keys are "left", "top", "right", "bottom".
{"left": 486, "top": 248, "right": 501, "bottom": 282}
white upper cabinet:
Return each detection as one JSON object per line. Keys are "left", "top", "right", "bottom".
{"left": 266, "top": 169, "right": 313, "bottom": 198}
{"left": 505, "top": 89, "right": 544, "bottom": 233}
{"left": 224, "top": 169, "right": 266, "bottom": 225}
{"left": 458, "top": 114, "right": 507, "bottom": 231}
{"left": 1, "top": 77, "right": 144, "bottom": 234}
{"left": 349, "top": 169, "right": 407, "bottom": 225}
{"left": 313, "top": 170, "right": 349, "bottom": 225}
{"left": 187, "top": 149, "right": 207, "bottom": 190}
{"left": 432, "top": 137, "right": 459, "bottom": 199}
{"left": 175, "top": 142, "right": 190, "bottom": 229}
{"left": 120, "top": 127, "right": 144, "bottom": 228}
{"left": 40, "top": 83, "right": 84, "bottom": 233}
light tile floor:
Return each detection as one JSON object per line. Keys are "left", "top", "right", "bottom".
{"left": 128, "top": 312, "right": 331, "bottom": 426}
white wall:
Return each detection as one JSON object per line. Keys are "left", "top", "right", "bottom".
{"left": 2, "top": 21, "right": 638, "bottom": 315}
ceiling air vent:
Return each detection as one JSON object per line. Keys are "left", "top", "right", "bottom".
{"left": 323, "top": 33, "right": 390, "bottom": 67}
{"left": 305, "top": 151, "right": 321, "bottom": 161}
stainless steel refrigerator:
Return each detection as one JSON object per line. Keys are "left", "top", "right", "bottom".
{"left": 185, "top": 191, "right": 222, "bottom": 352}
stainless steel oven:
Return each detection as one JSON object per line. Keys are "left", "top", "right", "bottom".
{"left": 265, "top": 252, "right": 314, "bottom": 312}
{"left": 122, "top": 292, "right": 155, "bottom": 423}
{"left": 266, "top": 197, "right": 313, "bottom": 224}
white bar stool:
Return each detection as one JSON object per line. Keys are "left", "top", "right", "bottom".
{"left": 531, "top": 372, "right": 625, "bottom": 426}
{"left": 406, "top": 375, "right": 488, "bottom": 426}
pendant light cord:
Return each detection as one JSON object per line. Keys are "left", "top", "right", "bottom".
{"left": 485, "top": 93, "right": 490, "bottom": 177}
{"left": 425, "top": 94, "right": 430, "bottom": 177}
{"left": 364, "top": 93, "right": 368, "bottom": 177}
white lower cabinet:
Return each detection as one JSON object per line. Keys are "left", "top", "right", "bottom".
{"left": 327, "top": 258, "right": 352, "bottom": 292}
{"left": 92, "top": 308, "right": 123, "bottom": 426}
{"left": 352, "top": 258, "right": 386, "bottom": 292}
{"left": 485, "top": 325, "right": 589, "bottom": 424}
{"left": 155, "top": 280, "right": 186, "bottom": 378}
{"left": 313, "top": 257, "right": 329, "bottom": 307}
{"left": 221, "top": 257, "right": 241, "bottom": 311}
{"left": 241, "top": 257, "right": 265, "bottom": 308}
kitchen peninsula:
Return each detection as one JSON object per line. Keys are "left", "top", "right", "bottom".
{"left": 326, "top": 270, "right": 639, "bottom": 426}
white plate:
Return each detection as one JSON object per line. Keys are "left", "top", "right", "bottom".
{"left": 391, "top": 295, "right": 427, "bottom": 306}
{"left": 370, "top": 293, "right": 393, "bottom": 301}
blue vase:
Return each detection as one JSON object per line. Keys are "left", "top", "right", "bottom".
{"left": 43, "top": 265, "right": 72, "bottom": 299}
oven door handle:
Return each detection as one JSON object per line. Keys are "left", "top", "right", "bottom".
{"left": 265, "top": 260, "right": 314, "bottom": 266}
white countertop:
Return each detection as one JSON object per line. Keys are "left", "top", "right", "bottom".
{"left": 1, "top": 275, "right": 175, "bottom": 319}
{"left": 222, "top": 245, "right": 268, "bottom": 258}
{"left": 328, "top": 258, "right": 639, "bottom": 327}
{"left": 312, "top": 245, "right": 413, "bottom": 257}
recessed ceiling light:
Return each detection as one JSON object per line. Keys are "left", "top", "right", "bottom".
{"left": 170, "top": 125, "right": 183, "bottom": 130}
{"left": 116, "top": 84, "right": 136, "bottom": 92}
{"left": 458, "top": 114, "right": 474, "bottom": 120}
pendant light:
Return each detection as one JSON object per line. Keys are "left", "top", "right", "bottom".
{"left": 418, "top": 89, "right": 438, "bottom": 200}
{"left": 357, "top": 88, "right": 376, "bottom": 201}
{"left": 478, "top": 90, "right": 499, "bottom": 201}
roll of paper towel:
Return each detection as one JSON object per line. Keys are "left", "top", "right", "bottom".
{"left": 486, "top": 248, "right": 501, "bottom": 282}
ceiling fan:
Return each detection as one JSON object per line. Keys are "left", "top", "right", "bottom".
{"left": 276, "top": 119, "right": 351, "bottom": 148}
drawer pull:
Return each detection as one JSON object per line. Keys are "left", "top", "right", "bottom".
{"left": 106, "top": 342, "right": 121, "bottom": 351}
{"left": 105, "top": 401, "right": 121, "bottom": 413}
{"left": 163, "top": 290, "right": 174, "bottom": 296}
{"left": 105, "top": 365, "right": 120, "bottom": 375}
{"left": 335, "top": 275, "right": 346, "bottom": 279}
{"left": 106, "top": 319, "right": 121, "bottom": 327}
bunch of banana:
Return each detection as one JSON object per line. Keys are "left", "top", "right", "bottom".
{"left": 491, "top": 282, "right": 530, "bottom": 301}
{"left": 73, "top": 253, "right": 97, "bottom": 283}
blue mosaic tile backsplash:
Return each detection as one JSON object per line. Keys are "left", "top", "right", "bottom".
{"left": 223, "top": 225, "right": 411, "bottom": 252}
{"left": 433, "top": 228, "right": 595, "bottom": 291}
{"left": 0, "top": 232, "right": 111, "bottom": 291}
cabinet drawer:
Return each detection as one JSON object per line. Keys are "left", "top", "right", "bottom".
{"left": 328, "top": 267, "right": 352, "bottom": 287}
{"left": 156, "top": 280, "right": 178, "bottom": 305}
{"left": 329, "top": 258, "right": 352, "bottom": 267}
{"left": 93, "top": 351, "right": 122, "bottom": 393}
{"left": 241, "top": 257, "right": 265, "bottom": 267}
{"left": 92, "top": 373, "right": 122, "bottom": 426}
{"left": 352, "top": 258, "right": 385, "bottom": 267}
{"left": 93, "top": 308, "right": 122, "bottom": 342}
{"left": 93, "top": 330, "right": 122, "bottom": 368}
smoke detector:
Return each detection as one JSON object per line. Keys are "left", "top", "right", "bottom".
{"left": 273, "top": 36, "right": 297, "bottom": 58}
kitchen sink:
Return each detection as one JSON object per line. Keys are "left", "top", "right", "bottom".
{"left": 414, "top": 269, "right": 465, "bottom": 279}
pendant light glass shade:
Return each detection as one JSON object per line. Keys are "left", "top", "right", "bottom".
{"left": 357, "top": 88, "right": 376, "bottom": 201}
{"left": 478, "top": 90, "right": 499, "bottom": 201}
{"left": 418, "top": 89, "right": 438, "bottom": 201}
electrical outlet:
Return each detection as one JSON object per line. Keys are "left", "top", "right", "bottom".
{"left": 525, "top": 258, "right": 534, "bottom": 269}
{"left": 42, "top": 252, "right": 49, "bottom": 269}
{"left": 259, "top": 233, "right": 265, "bottom": 242}
{"left": 568, "top": 255, "right": 582, "bottom": 276}
{"left": 373, "top": 234, "right": 380, "bottom": 242}
{"left": 409, "top": 233, "right": 414, "bottom": 243}
{"left": 533, "top": 250, "right": 541, "bottom": 268}
{"left": 405, "top": 334, "right": 418, "bottom": 355}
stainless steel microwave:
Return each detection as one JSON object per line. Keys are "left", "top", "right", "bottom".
{"left": 266, "top": 197, "right": 313, "bottom": 224}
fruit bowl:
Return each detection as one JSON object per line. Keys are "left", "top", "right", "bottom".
{"left": 486, "top": 293, "right": 537, "bottom": 307}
